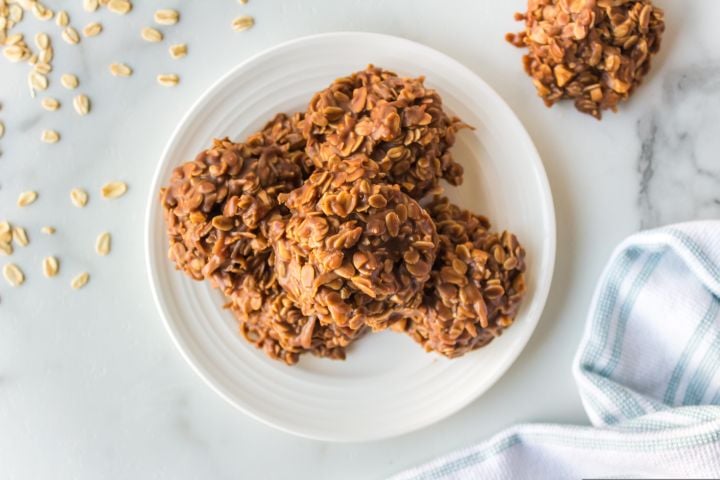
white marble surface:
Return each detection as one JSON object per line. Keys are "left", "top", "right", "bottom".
{"left": 0, "top": 1, "right": 718, "bottom": 478}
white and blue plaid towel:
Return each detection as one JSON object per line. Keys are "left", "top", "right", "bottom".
{"left": 393, "top": 222, "right": 720, "bottom": 479}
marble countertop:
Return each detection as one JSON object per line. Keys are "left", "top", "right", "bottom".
{"left": 1, "top": 0, "right": 718, "bottom": 478}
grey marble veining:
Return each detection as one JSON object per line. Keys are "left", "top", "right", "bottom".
{"left": 637, "top": 63, "right": 720, "bottom": 228}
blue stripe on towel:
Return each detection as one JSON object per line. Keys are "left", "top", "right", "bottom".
{"left": 683, "top": 301, "right": 720, "bottom": 405}
{"left": 599, "top": 252, "right": 664, "bottom": 378}
{"left": 664, "top": 300, "right": 720, "bottom": 405}
{"left": 582, "top": 249, "right": 640, "bottom": 368}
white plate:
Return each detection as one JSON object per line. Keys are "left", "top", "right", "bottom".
{"left": 145, "top": 32, "right": 556, "bottom": 442}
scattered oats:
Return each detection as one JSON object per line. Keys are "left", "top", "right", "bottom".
{"left": 83, "top": 22, "right": 103, "bottom": 38}
{"left": 17, "top": 191, "right": 38, "bottom": 207}
{"left": 232, "top": 15, "right": 254, "bottom": 32}
{"left": 71, "top": 272, "right": 89, "bottom": 289}
{"left": 141, "top": 27, "right": 163, "bottom": 42}
{"left": 156, "top": 73, "right": 179, "bottom": 87}
{"left": 62, "top": 26, "right": 80, "bottom": 45}
{"left": 56, "top": 10, "right": 69, "bottom": 27}
{"left": 6, "top": 33, "right": 23, "bottom": 46}
{"left": 8, "top": 4, "right": 24, "bottom": 23}
{"left": 83, "top": 0, "right": 99, "bottom": 12}
{"left": 3, "top": 263, "right": 24, "bottom": 287}
{"left": 96, "top": 232, "right": 111, "bottom": 256}
{"left": 3, "top": 45, "right": 27, "bottom": 62}
{"left": 43, "top": 256, "right": 59, "bottom": 278}
{"left": 73, "top": 94, "right": 90, "bottom": 116}
{"left": 61, "top": 73, "right": 79, "bottom": 90}
{"left": 39, "top": 47, "right": 53, "bottom": 64}
{"left": 238, "top": 0, "right": 248, "bottom": 4}
{"left": 12, "top": 226, "right": 28, "bottom": 247}
{"left": 34, "top": 62, "right": 52, "bottom": 75}
{"left": 0, "top": 121, "right": 4, "bottom": 139}
{"left": 169, "top": 43, "right": 187, "bottom": 59}
{"left": 41, "top": 97, "right": 60, "bottom": 111}
{"left": 28, "top": 54, "right": 39, "bottom": 65}
{"left": 99, "top": 0, "right": 110, "bottom": 5}
{"left": 34, "top": 32, "right": 49, "bottom": 50}
{"left": 70, "top": 188, "right": 89, "bottom": 207}
{"left": 41, "top": 226, "right": 56, "bottom": 235}
{"left": 32, "top": 2, "right": 54, "bottom": 22}
{"left": 101, "top": 181, "right": 127, "bottom": 199}
{"left": 28, "top": 71, "right": 49, "bottom": 95}
{"left": 41, "top": 129, "right": 60, "bottom": 143}
{"left": 109, "top": 63, "right": 132, "bottom": 77}
{"left": 0, "top": 222, "right": 12, "bottom": 256}
{"left": 108, "top": 0, "right": 132, "bottom": 15}
{"left": 154, "top": 9, "right": 179, "bottom": 25}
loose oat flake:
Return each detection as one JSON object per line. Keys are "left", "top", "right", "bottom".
{"left": 154, "top": 9, "right": 179, "bottom": 25}
{"left": 5, "top": 34, "right": 23, "bottom": 46}
{"left": 62, "top": 27, "right": 80, "bottom": 45}
{"left": 96, "top": 232, "right": 111, "bottom": 256}
{"left": 83, "top": 22, "right": 102, "bottom": 37}
{"left": 34, "top": 63, "right": 52, "bottom": 75}
{"left": 56, "top": 10, "right": 69, "bottom": 27}
{"left": 41, "top": 97, "right": 60, "bottom": 111}
{"left": 41, "top": 226, "right": 56, "bottom": 235}
{"left": 0, "top": 222, "right": 11, "bottom": 256}
{"left": 12, "top": 226, "right": 28, "bottom": 247}
{"left": 43, "top": 256, "right": 59, "bottom": 277}
{"left": 108, "top": 0, "right": 132, "bottom": 15}
{"left": 101, "top": 181, "right": 127, "bottom": 199}
{"left": 0, "top": 121, "right": 4, "bottom": 138}
{"left": 169, "top": 43, "right": 187, "bottom": 59}
{"left": 35, "top": 32, "right": 50, "bottom": 50}
{"left": 84, "top": 0, "right": 99, "bottom": 12}
{"left": 39, "top": 47, "right": 54, "bottom": 65}
{"left": 141, "top": 27, "right": 163, "bottom": 42}
{"left": 17, "top": 191, "right": 38, "bottom": 207}
{"left": 61, "top": 74, "right": 79, "bottom": 90}
{"left": 73, "top": 94, "right": 90, "bottom": 116}
{"left": 70, "top": 188, "right": 88, "bottom": 207}
{"left": 71, "top": 272, "right": 89, "bottom": 289}
{"left": 41, "top": 129, "right": 60, "bottom": 143}
{"left": 8, "top": 4, "right": 23, "bottom": 23}
{"left": 109, "top": 63, "right": 132, "bottom": 77}
{"left": 5, "top": 33, "right": 23, "bottom": 46}
{"left": 157, "top": 74, "right": 179, "bottom": 87}
{"left": 32, "top": 2, "right": 53, "bottom": 21}
{"left": 3, "top": 45, "right": 26, "bottom": 62}
{"left": 28, "top": 71, "right": 48, "bottom": 95}
{"left": 232, "top": 15, "right": 254, "bottom": 32}
{"left": 3, "top": 263, "right": 25, "bottom": 287}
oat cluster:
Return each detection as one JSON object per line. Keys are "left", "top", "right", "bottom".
{"left": 398, "top": 197, "right": 526, "bottom": 357}
{"left": 304, "top": 66, "right": 465, "bottom": 199}
{"left": 507, "top": 0, "right": 665, "bottom": 119}
{"left": 161, "top": 66, "right": 528, "bottom": 365}
{"left": 275, "top": 155, "right": 438, "bottom": 332}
